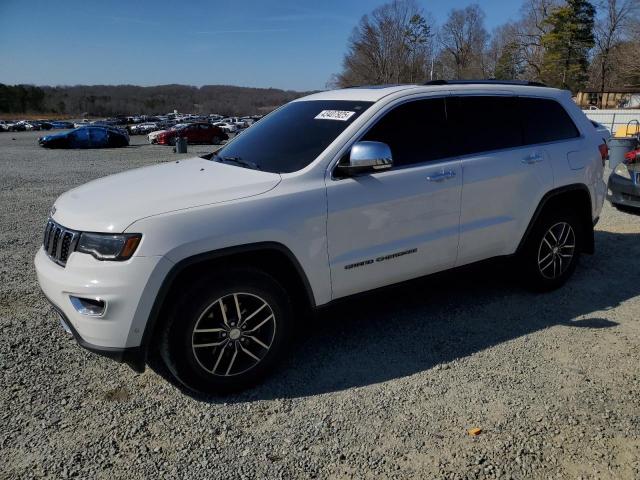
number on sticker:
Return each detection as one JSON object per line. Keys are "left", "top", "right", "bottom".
{"left": 315, "top": 110, "right": 356, "bottom": 121}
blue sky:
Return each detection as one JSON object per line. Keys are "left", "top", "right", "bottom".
{"left": 0, "top": 0, "right": 523, "bottom": 91}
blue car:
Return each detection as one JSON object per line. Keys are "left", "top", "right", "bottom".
{"left": 38, "top": 126, "right": 130, "bottom": 149}
{"left": 50, "top": 121, "right": 75, "bottom": 129}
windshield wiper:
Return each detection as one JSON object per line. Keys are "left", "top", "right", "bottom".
{"left": 212, "top": 153, "right": 260, "bottom": 170}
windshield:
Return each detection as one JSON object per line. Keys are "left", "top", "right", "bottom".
{"left": 210, "top": 100, "right": 373, "bottom": 173}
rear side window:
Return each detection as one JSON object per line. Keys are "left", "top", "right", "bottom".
{"left": 519, "top": 97, "right": 580, "bottom": 145}
{"left": 446, "top": 96, "right": 522, "bottom": 156}
{"left": 361, "top": 98, "right": 450, "bottom": 167}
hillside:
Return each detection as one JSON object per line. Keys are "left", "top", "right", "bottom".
{"left": 0, "top": 84, "right": 314, "bottom": 117}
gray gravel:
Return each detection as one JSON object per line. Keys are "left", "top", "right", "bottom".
{"left": 1, "top": 130, "right": 639, "bottom": 479}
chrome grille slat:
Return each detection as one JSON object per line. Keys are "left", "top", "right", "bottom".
{"left": 43, "top": 221, "right": 52, "bottom": 250}
{"left": 55, "top": 228, "right": 64, "bottom": 259}
{"left": 42, "top": 219, "right": 80, "bottom": 267}
{"left": 48, "top": 228, "right": 57, "bottom": 256}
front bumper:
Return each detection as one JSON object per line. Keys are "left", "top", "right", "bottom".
{"left": 46, "top": 295, "right": 145, "bottom": 372}
{"left": 35, "top": 247, "right": 173, "bottom": 370}
{"left": 607, "top": 172, "right": 640, "bottom": 209}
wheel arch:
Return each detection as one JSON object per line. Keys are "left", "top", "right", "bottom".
{"left": 140, "top": 242, "right": 316, "bottom": 359}
{"left": 517, "top": 183, "right": 595, "bottom": 255}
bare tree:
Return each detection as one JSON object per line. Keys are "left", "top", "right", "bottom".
{"left": 333, "top": 0, "right": 434, "bottom": 87}
{"left": 591, "top": 0, "right": 639, "bottom": 105}
{"left": 487, "top": 22, "right": 523, "bottom": 79}
{"left": 513, "top": 0, "right": 558, "bottom": 80}
{"left": 613, "top": 15, "right": 640, "bottom": 84}
{"left": 438, "top": 4, "right": 489, "bottom": 79}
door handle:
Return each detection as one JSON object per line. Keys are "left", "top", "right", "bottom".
{"left": 426, "top": 169, "right": 456, "bottom": 182}
{"left": 522, "top": 153, "right": 543, "bottom": 164}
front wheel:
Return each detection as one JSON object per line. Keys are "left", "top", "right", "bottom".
{"left": 160, "top": 268, "right": 293, "bottom": 394}
{"left": 519, "top": 209, "right": 582, "bottom": 291}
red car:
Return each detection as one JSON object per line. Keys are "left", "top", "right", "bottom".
{"left": 156, "top": 123, "right": 228, "bottom": 145}
{"left": 624, "top": 148, "right": 640, "bottom": 164}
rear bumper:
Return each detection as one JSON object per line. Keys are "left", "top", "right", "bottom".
{"left": 607, "top": 172, "right": 640, "bottom": 209}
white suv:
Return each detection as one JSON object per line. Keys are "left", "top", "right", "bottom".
{"left": 35, "top": 81, "right": 607, "bottom": 393}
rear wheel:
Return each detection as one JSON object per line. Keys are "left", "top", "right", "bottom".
{"left": 520, "top": 209, "right": 582, "bottom": 291}
{"left": 160, "top": 268, "right": 293, "bottom": 394}
{"left": 211, "top": 135, "right": 221, "bottom": 145}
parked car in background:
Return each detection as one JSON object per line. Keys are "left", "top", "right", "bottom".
{"left": 212, "top": 121, "right": 238, "bottom": 133}
{"left": 156, "top": 122, "right": 228, "bottom": 145}
{"left": 129, "top": 122, "right": 159, "bottom": 135}
{"left": 73, "top": 119, "right": 92, "bottom": 128}
{"left": 38, "top": 126, "right": 129, "bottom": 149}
{"left": 9, "top": 121, "right": 28, "bottom": 131}
{"left": 608, "top": 148, "right": 640, "bottom": 211}
{"left": 25, "top": 121, "right": 53, "bottom": 131}
{"left": 50, "top": 121, "right": 75, "bottom": 129}
{"left": 148, "top": 123, "right": 189, "bottom": 144}
{"left": 222, "top": 117, "right": 248, "bottom": 129}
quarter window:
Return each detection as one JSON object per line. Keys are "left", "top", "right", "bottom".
{"left": 519, "top": 97, "right": 580, "bottom": 145}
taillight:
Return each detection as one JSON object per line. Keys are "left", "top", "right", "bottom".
{"left": 598, "top": 143, "right": 608, "bottom": 166}
{"left": 624, "top": 149, "right": 640, "bottom": 164}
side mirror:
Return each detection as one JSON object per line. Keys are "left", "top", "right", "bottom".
{"left": 338, "top": 141, "right": 393, "bottom": 175}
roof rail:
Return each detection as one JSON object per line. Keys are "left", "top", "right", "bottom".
{"left": 424, "top": 79, "right": 547, "bottom": 87}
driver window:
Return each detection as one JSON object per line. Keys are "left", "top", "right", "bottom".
{"left": 361, "top": 98, "right": 450, "bottom": 168}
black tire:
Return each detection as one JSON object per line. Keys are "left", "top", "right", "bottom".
{"left": 211, "top": 135, "right": 220, "bottom": 145}
{"left": 519, "top": 208, "right": 582, "bottom": 291}
{"left": 168, "top": 137, "right": 176, "bottom": 146}
{"left": 160, "top": 268, "right": 293, "bottom": 394}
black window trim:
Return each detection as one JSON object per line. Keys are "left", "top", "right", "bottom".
{"left": 443, "top": 94, "right": 583, "bottom": 159}
{"left": 516, "top": 95, "right": 584, "bottom": 147}
{"left": 329, "top": 92, "right": 584, "bottom": 180}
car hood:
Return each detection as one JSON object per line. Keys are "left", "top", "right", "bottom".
{"left": 52, "top": 157, "right": 281, "bottom": 232}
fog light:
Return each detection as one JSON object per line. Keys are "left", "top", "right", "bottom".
{"left": 69, "top": 296, "right": 106, "bottom": 316}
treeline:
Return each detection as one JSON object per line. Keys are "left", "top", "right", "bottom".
{"left": 0, "top": 84, "right": 47, "bottom": 113}
{"left": 332, "top": 0, "right": 640, "bottom": 102}
{"left": 0, "top": 84, "right": 311, "bottom": 116}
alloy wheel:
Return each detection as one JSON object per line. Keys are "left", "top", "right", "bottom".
{"left": 191, "top": 292, "right": 276, "bottom": 377}
{"left": 537, "top": 221, "right": 575, "bottom": 280}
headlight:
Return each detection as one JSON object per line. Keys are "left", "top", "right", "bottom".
{"left": 76, "top": 233, "right": 141, "bottom": 261}
{"left": 614, "top": 163, "right": 631, "bottom": 180}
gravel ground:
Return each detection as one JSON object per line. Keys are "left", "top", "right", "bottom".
{"left": 1, "top": 130, "right": 639, "bottom": 479}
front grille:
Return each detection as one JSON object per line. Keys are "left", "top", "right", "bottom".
{"left": 43, "top": 219, "right": 80, "bottom": 267}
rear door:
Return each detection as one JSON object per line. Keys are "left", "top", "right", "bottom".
{"left": 184, "top": 125, "right": 198, "bottom": 142}
{"left": 198, "top": 124, "right": 211, "bottom": 142}
{"left": 88, "top": 128, "right": 109, "bottom": 147}
{"left": 448, "top": 95, "right": 554, "bottom": 265}
{"left": 70, "top": 128, "right": 90, "bottom": 148}
{"left": 326, "top": 97, "right": 462, "bottom": 299}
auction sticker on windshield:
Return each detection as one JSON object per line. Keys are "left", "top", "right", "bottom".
{"left": 315, "top": 110, "right": 356, "bottom": 121}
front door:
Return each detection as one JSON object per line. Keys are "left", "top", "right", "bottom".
{"left": 325, "top": 97, "right": 462, "bottom": 300}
